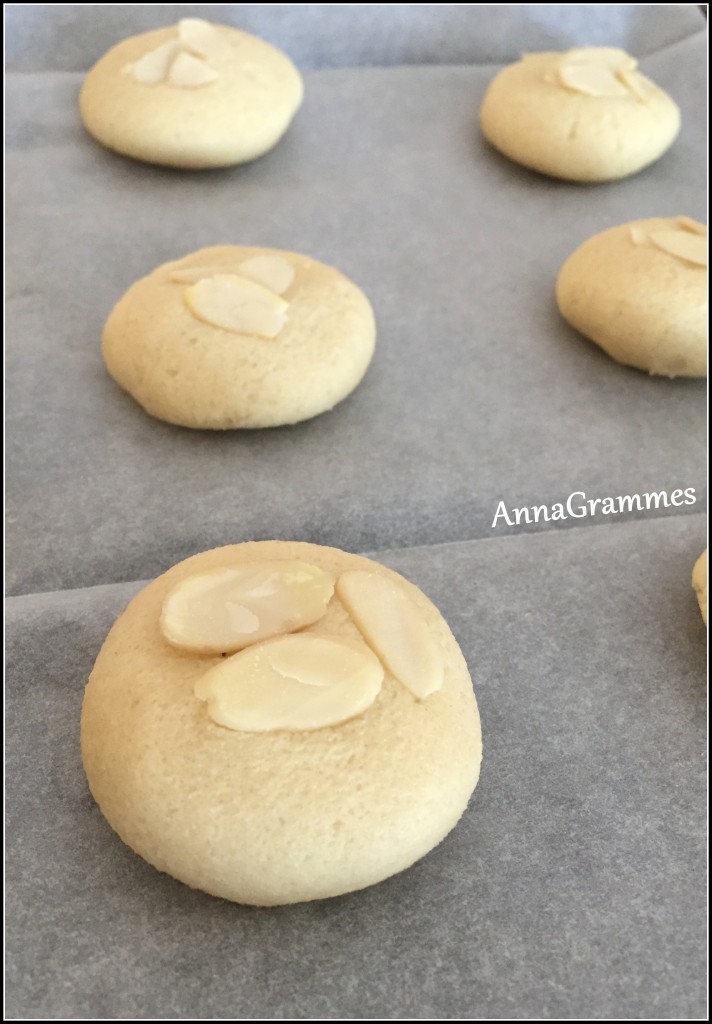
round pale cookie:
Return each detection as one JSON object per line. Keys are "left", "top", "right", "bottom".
{"left": 81, "top": 541, "right": 483, "bottom": 906}
{"left": 79, "top": 18, "right": 303, "bottom": 168}
{"left": 480, "top": 47, "right": 679, "bottom": 181}
{"left": 556, "top": 217, "right": 707, "bottom": 378}
{"left": 102, "top": 246, "right": 376, "bottom": 428}
{"left": 692, "top": 550, "right": 707, "bottom": 625}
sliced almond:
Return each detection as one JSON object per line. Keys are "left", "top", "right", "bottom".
{"left": 558, "top": 62, "right": 629, "bottom": 97}
{"left": 616, "top": 69, "right": 651, "bottom": 101}
{"left": 128, "top": 40, "right": 180, "bottom": 85}
{"left": 557, "top": 47, "right": 641, "bottom": 97}
{"left": 167, "top": 51, "right": 219, "bottom": 88}
{"left": 161, "top": 561, "right": 334, "bottom": 655}
{"left": 630, "top": 226, "right": 648, "bottom": 245}
{"left": 336, "top": 571, "right": 444, "bottom": 699}
{"left": 649, "top": 230, "right": 707, "bottom": 267}
{"left": 184, "top": 274, "right": 289, "bottom": 338}
{"left": 178, "top": 18, "right": 232, "bottom": 60}
{"left": 195, "top": 634, "right": 384, "bottom": 732}
{"left": 238, "top": 255, "right": 295, "bottom": 295}
{"left": 169, "top": 266, "right": 237, "bottom": 285}
{"left": 676, "top": 216, "right": 707, "bottom": 236}
{"left": 565, "top": 47, "right": 637, "bottom": 71}
{"left": 171, "top": 256, "right": 296, "bottom": 294}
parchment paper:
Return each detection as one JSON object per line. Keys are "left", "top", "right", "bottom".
{"left": 5, "top": 5, "right": 707, "bottom": 1018}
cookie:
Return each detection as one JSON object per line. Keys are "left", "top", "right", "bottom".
{"left": 102, "top": 246, "right": 376, "bottom": 428}
{"left": 79, "top": 18, "right": 303, "bottom": 168}
{"left": 480, "top": 47, "right": 679, "bottom": 182}
{"left": 692, "top": 550, "right": 707, "bottom": 625}
{"left": 81, "top": 541, "right": 483, "bottom": 906}
{"left": 556, "top": 217, "right": 707, "bottom": 378}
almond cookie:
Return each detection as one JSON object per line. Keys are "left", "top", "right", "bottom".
{"left": 79, "top": 19, "right": 303, "bottom": 168}
{"left": 556, "top": 217, "right": 707, "bottom": 377}
{"left": 102, "top": 246, "right": 376, "bottom": 428}
{"left": 480, "top": 48, "right": 679, "bottom": 182}
{"left": 81, "top": 541, "right": 483, "bottom": 906}
{"left": 692, "top": 550, "right": 707, "bottom": 625}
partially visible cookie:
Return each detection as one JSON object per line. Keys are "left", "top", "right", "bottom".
{"left": 480, "top": 47, "right": 679, "bottom": 182}
{"left": 79, "top": 19, "right": 303, "bottom": 168}
{"left": 81, "top": 541, "right": 483, "bottom": 906}
{"left": 102, "top": 246, "right": 376, "bottom": 428}
{"left": 692, "top": 550, "right": 707, "bottom": 625}
{"left": 556, "top": 217, "right": 707, "bottom": 378}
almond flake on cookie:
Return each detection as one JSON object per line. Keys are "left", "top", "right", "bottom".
{"left": 161, "top": 561, "right": 334, "bottom": 654}
{"left": 194, "top": 634, "right": 384, "bottom": 732}
{"left": 556, "top": 47, "right": 650, "bottom": 102}
{"left": 125, "top": 19, "right": 229, "bottom": 88}
{"left": 183, "top": 275, "right": 290, "bottom": 338}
